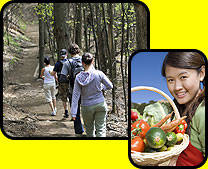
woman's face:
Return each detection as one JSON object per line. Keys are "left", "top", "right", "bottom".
{"left": 165, "top": 65, "right": 204, "bottom": 106}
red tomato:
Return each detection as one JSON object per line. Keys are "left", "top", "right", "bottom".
{"left": 131, "top": 120, "right": 150, "bottom": 138}
{"left": 131, "top": 136, "right": 145, "bottom": 152}
{"left": 131, "top": 110, "right": 138, "bottom": 121}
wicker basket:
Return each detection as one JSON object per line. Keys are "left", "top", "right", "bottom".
{"left": 131, "top": 86, "right": 189, "bottom": 166}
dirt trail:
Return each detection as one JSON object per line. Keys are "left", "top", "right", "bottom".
{"left": 3, "top": 23, "right": 78, "bottom": 137}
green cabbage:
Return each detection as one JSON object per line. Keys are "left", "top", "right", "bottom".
{"left": 142, "top": 102, "right": 171, "bottom": 127}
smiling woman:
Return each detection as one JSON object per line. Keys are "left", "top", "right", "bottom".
{"left": 161, "top": 51, "right": 206, "bottom": 166}
{"left": 130, "top": 51, "right": 206, "bottom": 167}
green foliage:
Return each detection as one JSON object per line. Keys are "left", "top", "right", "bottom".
{"left": 19, "top": 19, "right": 27, "bottom": 31}
{"left": 33, "top": 3, "right": 54, "bottom": 22}
{"left": 143, "top": 102, "right": 170, "bottom": 127}
{"left": 4, "top": 33, "right": 20, "bottom": 48}
{"left": 66, "top": 20, "right": 73, "bottom": 25}
{"left": 132, "top": 101, "right": 173, "bottom": 127}
{"left": 4, "top": 31, "right": 30, "bottom": 47}
{"left": 9, "top": 56, "right": 19, "bottom": 65}
{"left": 131, "top": 102, "right": 148, "bottom": 115}
{"left": 131, "top": 101, "right": 172, "bottom": 116}
{"left": 4, "top": 29, "right": 31, "bottom": 67}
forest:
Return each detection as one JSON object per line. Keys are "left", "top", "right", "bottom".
{"left": 3, "top": 3, "right": 148, "bottom": 137}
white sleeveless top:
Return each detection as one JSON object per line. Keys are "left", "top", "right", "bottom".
{"left": 44, "top": 66, "right": 55, "bottom": 84}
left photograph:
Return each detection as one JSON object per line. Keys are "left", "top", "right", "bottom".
{"left": 2, "top": 2, "right": 148, "bottom": 138}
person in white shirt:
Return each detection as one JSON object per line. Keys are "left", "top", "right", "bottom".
{"left": 40, "top": 56, "right": 57, "bottom": 116}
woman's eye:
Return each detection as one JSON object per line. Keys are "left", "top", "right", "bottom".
{"left": 180, "top": 76, "right": 187, "bottom": 80}
{"left": 167, "top": 79, "right": 173, "bottom": 83}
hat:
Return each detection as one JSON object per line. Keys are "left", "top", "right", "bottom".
{"left": 60, "top": 49, "right": 67, "bottom": 56}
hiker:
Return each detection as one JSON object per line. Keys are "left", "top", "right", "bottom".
{"left": 60, "top": 43, "right": 84, "bottom": 135}
{"left": 71, "top": 52, "right": 113, "bottom": 137}
{"left": 40, "top": 56, "right": 57, "bottom": 116}
{"left": 162, "top": 52, "right": 205, "bottom": 166}
{"left": 50, "top": 49, "right": 70, "bottom": 118}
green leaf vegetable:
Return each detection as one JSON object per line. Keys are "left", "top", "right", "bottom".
{"left": 142, "top": 102, "right": 172, "bottom": 127}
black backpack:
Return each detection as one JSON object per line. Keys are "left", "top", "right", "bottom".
{"left": 68, "top": 56, "right": 84, "bottom": 88}
{"left": 57, "top": 59, "right": 68, "bottom": 82}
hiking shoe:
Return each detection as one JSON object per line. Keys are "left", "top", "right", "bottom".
{"left": 51, "top": 110, "right": 56, "bottom": 116}
{"left": 75, "top": 132, "right": 86, "bottom": 137}
{"left": 63, "top": 112, "right": 69, "bottom": 118}
{"left": 51, "top": 112, "right": 56, "bottom": 116}
{"left": 63, "top": 110, "right": 69, "bottom": 118}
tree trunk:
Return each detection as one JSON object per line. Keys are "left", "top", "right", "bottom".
{"left": 95, "top": 3, "right": 107, "bottom": 73}
{"left": 88, "top": 3, "right": 99, "bottom": 69}
{"left": 75, "top": 3, "right": 82, "bottom": 49}
{"left": 121, "top": 3, "right": 128, "bottom": 121}
{"left": 134, "top": 3, "right": 147, "bottom": 50}
{"left": 83, "top": 4, "right": 89, "bottom": 52}
{"left": 125, "top": 3, "right": 131, "bottom": 79}
{"left": 38, "top": 10, "right": 45, "bottom": 77}
{"left": 107, "top": 3, "right": 116, "bottom": 114}
{"left": 44, "top": 22, "right": 48, "bottom": 46}
{"left": 101, "top": 4, "right": 111, "bottom": 71}
{"left": 53, "top": 3, "right": 71, "bottom": 59}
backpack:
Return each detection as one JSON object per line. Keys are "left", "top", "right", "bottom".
{"left": 57, "top": 59, "right": 68, "bottom": 83}
{"left": 68, "top": 56, "right": 84, "bottom": 88}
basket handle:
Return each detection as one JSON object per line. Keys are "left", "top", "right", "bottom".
{"left": 131, "top": 86, "right": 180, "bottom": 119}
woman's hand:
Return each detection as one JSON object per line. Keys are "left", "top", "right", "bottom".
{"left": 71, "top": 117, "right": 76, "bottom": 121}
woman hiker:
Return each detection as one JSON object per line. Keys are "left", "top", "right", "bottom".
{"left": 40, "top": 56, "right": 57, "bottom": 116}
{"left": 70, "top": 52, "right": 113, "bottom": 137}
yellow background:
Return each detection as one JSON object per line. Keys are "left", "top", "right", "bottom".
{"left": 1, "top": 0, "right": 207, "bottom": 168}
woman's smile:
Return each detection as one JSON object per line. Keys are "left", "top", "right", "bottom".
{"left": 176, "top": 91, "right": 186, "bottom": 98}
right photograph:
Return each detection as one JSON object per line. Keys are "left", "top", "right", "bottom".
{"left": 129, "top": 50, "right": 206, "bottom": 167}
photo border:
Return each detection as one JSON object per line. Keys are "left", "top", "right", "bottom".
{"left": 128, "top": 49, "right": 208, "bottom": 168}
{"left": 1, "top": 0, "right": 150, "bottom": 140}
